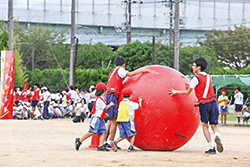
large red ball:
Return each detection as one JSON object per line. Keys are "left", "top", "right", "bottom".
{"left": 121, "top": 65, "right": 200, "bottom": 151}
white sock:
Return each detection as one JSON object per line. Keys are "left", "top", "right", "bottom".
{"left": 208, "top": 142, "right": 215, "bottom": 149}
{"left": 214, "top": 132, "right": 220, "bottom": 138}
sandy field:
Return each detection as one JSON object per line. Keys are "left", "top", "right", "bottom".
{"left": 0, "top": 119, "right": 250, "bottom": 167}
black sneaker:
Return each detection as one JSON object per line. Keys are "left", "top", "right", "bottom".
{"left": 114, "top": 141, "right": 121, "bottom": 150}
{"left": 103, "top": 143, "right": 111, "bottom": 150}
{"left": 205, "top": 147, "right": 216, "bottom": 154}
{"left": 97, "top": 145, "right": 110, "bottom": 151}
{"left": 75, "top": 138, "right": 82, "bottom": 151}
{"left": 127, "top": 146, "right": 136, "bottom": 152}
{"left": 214, "top": 136, "right": 224, "bottom": 153}
{"left": 110, "top": 141, "right": 118, "bottom": 152}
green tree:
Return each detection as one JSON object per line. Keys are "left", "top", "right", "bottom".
{"left": 76, "top": 43, "right": 114, "bottom": 69}
{"left": 0, "top": 31, "right": 8, "bottom": 51}
{"left": 0, "top": 22, "right": 28, "bottom": 86}
{"left": 179, "top": 46, "right": 218, "bottom": 75}
{"left": 202, "top": 25, "right": 250, "bottom": 70}
{"left": 113, "top": 41, "right": 153, "bottom": 71}
{"left": 18, "top": 25, "right": 68, "bottom": 70}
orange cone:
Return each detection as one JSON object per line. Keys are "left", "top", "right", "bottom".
{"left": 89, "top": 134, "right": 101, "bottom": 148}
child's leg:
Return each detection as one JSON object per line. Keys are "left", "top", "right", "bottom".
{"left": 105, "top": 121, "right": 111, "bottom": 142}
{"left": 223, "top": 112, "right": 227, "bottom": 124}
{"left": 99, "top": 133, "right": 106, "bottom": 146}
{"left": 129, "top": 136, "right": 135, "bottom": 146}
{"left": 80, "top": 132, "right": 94, "bottom": 143}
{"left": 220, "top": 112, "right": 223, "bottom": 123}
{"left": 116, "top": 137, "right": 125, "bottom": 144}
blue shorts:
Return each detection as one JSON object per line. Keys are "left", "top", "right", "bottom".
{"left": 89, "top": 117, "right": 107, "bottom": 134}
{"left": 199, "top": 101, "right": 219, "bottom": 125}
{"left": 105, "top": 93, "right": 118, "bottom": 120}
{"left": 220, "top": 106, "right": 228, "bottom": 112}
{"left": 31, "top": 101, "right": 38, "bottom": 107}
{"left": 119, "top": 121, "right": 136, "bottom": 138}
{"left": 235, "top": 104, "right": 243, "bottom": 112}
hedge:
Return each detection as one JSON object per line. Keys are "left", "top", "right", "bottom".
{"left": 26, "top": 67, "right": 112, "bottom": 91}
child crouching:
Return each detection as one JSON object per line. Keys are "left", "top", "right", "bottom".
{"left": 75, "top": 82, "right": 114, "bottom": 151}
{"left": 112, "top": 88, "right": 143, "bottom": 152}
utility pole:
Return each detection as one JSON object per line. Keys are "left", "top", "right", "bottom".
{"left": 174, "top": 0, "right": 180, "bottom": 70}
{"left": 70, "top": 0, "right": 76, "bottom": 86}
{"left": 127, "top": 0, "right": 131, "bottom": 43}
{"left": 169, "top": 0, "right": 173, "bottom": 44}
{"left": 8, "top": 0, "right": 13, "bottom": 51}
{"left": 152, "top": 36, "right": 155, "bottom": 64}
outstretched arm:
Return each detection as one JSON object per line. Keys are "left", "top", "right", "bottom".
{"left": 126, "top": 68, "right": 152, "bottom": 77}
{"left": 168, "top": 87, "right": 193, "bottom": 96}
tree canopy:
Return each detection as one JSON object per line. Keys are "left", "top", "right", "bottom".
{"left": 202, "top": 25, "right": 250, "bottom": 70}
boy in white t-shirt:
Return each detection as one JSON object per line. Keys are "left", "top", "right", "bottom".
{"left": 112, "top": 88, "right": 143, "bottom": 152}
{"left": 234, "top": 87, "right": 244, "bottom": 124}
{"left": 75, "top": 82, "right": 114, "bottom": 151}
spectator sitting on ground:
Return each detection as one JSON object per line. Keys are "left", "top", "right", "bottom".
{"left": 72, "top": 98, "right": 88, "bottom": 123}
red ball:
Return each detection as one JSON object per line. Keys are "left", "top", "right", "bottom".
{"left": 121, "top": 65, "right": 200, "bottom": 151}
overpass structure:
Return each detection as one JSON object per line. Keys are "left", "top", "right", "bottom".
{"left": 1, "top": 0, "right": 250, "bottom": 45}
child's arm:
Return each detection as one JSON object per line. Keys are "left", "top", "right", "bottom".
{"left": 138, "top": 97, "right": 143, "bottom": 107}
{"left": 126, "top": 68, "right": 152, "bottom": 77}
{"left": 105, "top": 102, "right": 114, "bottom": 110}
{"left": 168, "top": 87, "right": 193, "bottom": 96}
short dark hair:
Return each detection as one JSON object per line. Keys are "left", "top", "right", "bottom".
{"left": 69, "top": 85, "right": 75, "bottom": 90}
{"left": 193, "top": 57, "right": 208, "bottom": 71}
{"left": 34, "top": 82, "right": 40, "bottom": 87}
{"left": 83, "top": 88, "right": 89, "bottom": 93}
{"left": 114, "top": 56, "right": 126, "bottom": 66}
{"left": 237, "top": 87, "right": 241, "bottom": 91}
{"left": 80, "top": 98, "right": 86, "bottom": 104}
{"left": 95, "top": 89, "right": 106, "bottom": 96}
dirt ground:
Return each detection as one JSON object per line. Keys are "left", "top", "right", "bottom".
{"left": 0, "top": 119, "right": 250, "bottom": 167}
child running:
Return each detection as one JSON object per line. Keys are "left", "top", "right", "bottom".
{"left": 75, "top": 82, "right": 114, "bottom": 151}
{"left": 112, "top": 88, "right": 143, "bottom": 152}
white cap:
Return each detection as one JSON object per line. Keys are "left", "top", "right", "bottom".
{"left": 62, "top": 104, "right": 67, "bottom": 107}
{"left": 53, "top": 103, "right": 58, "bottom": 107}
{"left": 90, "top": 85, "right": 95, "bottom": 89}
{"left": 62, "top": 90, "right": 66, "bottom": 94}
{"left": 41, "top": 86, "right": 47, "bottom": 90}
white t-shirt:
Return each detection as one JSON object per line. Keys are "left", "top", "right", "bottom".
{"left": 84, "top": 93, "right": 90, "bottom": 104}
{"left": 92, "top": 96, "right": 106, "bottom": 118}
{"left": 127, "top": 100, "right": 140, "bottom": 120}
{"left": 234, "top": 92, "right": 244, "bottom": 105}
{"left": 89, "top": 90, "right": 96, "bottom": 102}
{"left": 50, "top": 93, "right": 56, "bottom": 100}
{"left": 55, "top": 93, "right": 61, "bottom": 101}
{"left": 43, "top": 91, "right": 51, "bottom": 102}
{"left": 69, "top": 90, "right": 80, "bottom": 102}
{"left": 80, "top": 93, "right": 85, "bottom": 99}
{"left": 75, "top": 103, "right": 88, "bottom": 116}
{"left": 117, "top": 67, "right": 128, "bottom": 79}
